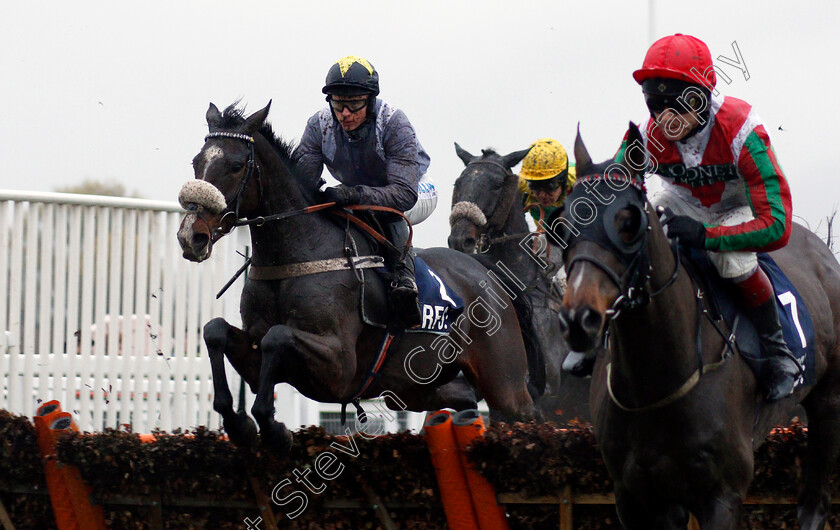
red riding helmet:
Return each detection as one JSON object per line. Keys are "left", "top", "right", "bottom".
{"left": 633, "top": 34, "right": 716, "bottom": 89}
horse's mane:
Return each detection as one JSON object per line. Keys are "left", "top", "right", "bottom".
{"left": 217, "top": 104, "right": 295, "bottom": 162}
{"left": 217, "top": 103, "right": 320, "bottom": 198}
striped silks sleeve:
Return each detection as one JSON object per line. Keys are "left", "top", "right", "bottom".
{"left": 704, "top": 125, "right": 792, "bottom": 252}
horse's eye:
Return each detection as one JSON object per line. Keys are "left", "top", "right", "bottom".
{"left": 617, "top": 208, "right": 642, "bottom": 243}
{"left": 230, "top": 162, "right": 245, "bottom": 173}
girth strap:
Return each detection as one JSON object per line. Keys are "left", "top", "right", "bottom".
{"left": 341, "top": 331, "right": 400, "bottom": 427}
{"left": 249, "top": 255, "right": 385, "bottom": 281}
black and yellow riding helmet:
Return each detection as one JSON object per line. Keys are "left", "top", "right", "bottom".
{"left": 322, "top": 56, "right": 380, "bottom": 97}
{"left": 520, "top": 138, "right": 570, "bottom": 192}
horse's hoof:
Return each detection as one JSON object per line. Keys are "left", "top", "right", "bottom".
{"left": 260, "top": 421, "right": 294, "bottom": 455}
{"left": 224, "top": 411, "right": 258, "bottom": 447}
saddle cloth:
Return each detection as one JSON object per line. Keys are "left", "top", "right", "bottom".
{"left": 686, "top": 248, "right": 816, "bottom": 387}
{"left": 361, "top": 255, "right": 465, "bottom": 335}
{"left": 412, "top": 256, "right": 465, "bottom": 333}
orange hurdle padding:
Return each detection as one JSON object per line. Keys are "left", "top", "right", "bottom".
{"left": 424, "top": 410, "right": 480, "bottom": 529}
{"left": 453, "top": 409, "right": 509, "bottom": 529}
{"left": 34, "top": 401, "right": 106, "bottom": 530}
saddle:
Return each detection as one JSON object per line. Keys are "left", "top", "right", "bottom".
{"left": 682, "top": 248, "right": 815, "bottom": 387}
{"left": 361, "top": 254, "right": 465, "bottom": 335}
{"left": 317, "top": 210, "right": 465, "bottom": 425}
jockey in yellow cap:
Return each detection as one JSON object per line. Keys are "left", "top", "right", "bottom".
{"left": 518, "top": 138, "right": 576, "bottom": 225}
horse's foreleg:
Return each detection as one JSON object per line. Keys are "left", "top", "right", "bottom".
{"left": 693, "top": 493, "right": 742, "bottom": 530}
{"left": 462, "top": 346, "right": 538, "bottom": 422}
{"left": 798, "top": 394, "right": 840, "bottom": 530}
{"left": 613, "top": 486, "right": 652, "bottom": 530}
{"left": 204, "top": 318, "right": 258, "bottom": 446}
{"left": 251, "top": 325, "right": 295, "bottom": 455}
{"left": 615, "top": 487, "right": 703, "bottom": 530}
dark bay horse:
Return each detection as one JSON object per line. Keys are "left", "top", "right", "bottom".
{"left": 447, "top": 143, "right": 591, "bottom": 423}
{"left": 552, "top": 124, "right": 840, "bottom": 529}
{"left": 177, "top": 102, "right": 537, "bottom": 452}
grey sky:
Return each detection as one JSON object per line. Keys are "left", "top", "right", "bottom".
{"left": 1, "top": 0, "right": 838, "bottom": 248}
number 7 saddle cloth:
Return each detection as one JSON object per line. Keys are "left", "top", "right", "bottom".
{"left": 685, "top": 248, "right": 816, "bottom": 387}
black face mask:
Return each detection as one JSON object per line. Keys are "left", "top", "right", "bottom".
{"left": 555, "top": 177, "right": 648, "bottom": 267}
{"left": 566, "top": 197, "right": 647, "bottom": 266}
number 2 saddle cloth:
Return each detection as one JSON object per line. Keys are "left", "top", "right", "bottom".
{"left": 361, "top": 254, "right": 465, "bottom": 335}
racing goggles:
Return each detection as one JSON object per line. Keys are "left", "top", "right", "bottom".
{"left": 329, "top": 97, "right": 368, "bottom": 113}
{"left": 642, "top": 79, "right": 707, "bottom": 114}
{"left": 527, "top": 175, "right": 565, "bottom": 193}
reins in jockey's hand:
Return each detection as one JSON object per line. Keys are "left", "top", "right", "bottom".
{"left": 660, "top": 208, "right": 707, "bottom": 249}
{"left": 190, "top": 129, "right": 413, "bottom": 293}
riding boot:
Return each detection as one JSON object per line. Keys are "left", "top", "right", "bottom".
{"left": 385, "top": 219, "right": 422, "bottom": 328}
{"left": 734, "top": 267, "right": 802, "bottom": 402}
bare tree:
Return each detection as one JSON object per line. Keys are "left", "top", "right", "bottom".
{"left": 54, "top": 179, "right": 142, "bottom": 198}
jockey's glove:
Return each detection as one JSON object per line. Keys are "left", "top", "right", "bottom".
{"left": 661, "top": 209, "right": 706, "bottom": 249}
{"left": 322, "top": 185, "right": 361, "bottom": 207}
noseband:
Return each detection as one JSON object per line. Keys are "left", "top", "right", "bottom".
{"left": 451, "top": 159, "right": 525, "bottom": 253}
{"left": 203, "top": 131, "right": 262, "bottom": 237}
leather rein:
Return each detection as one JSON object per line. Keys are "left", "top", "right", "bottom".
{"left": 197, "top": 131, "right": 412, "bottom": 297}
{"left": 563, "top": 174, "right": 737, "bottom": 412}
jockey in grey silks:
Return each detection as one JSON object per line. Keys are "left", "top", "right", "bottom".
{"left": 293, "top": 56, "right": 435, "bottom": 327}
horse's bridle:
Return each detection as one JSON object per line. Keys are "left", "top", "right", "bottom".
{"left": 563, "top": 174, "right": 741, "bottom": 412}
{"left": 203, "top": 131, "right": 263, "bottom": 239}
{"left": 562, "top": 175, "right": 679, "bottom": 318}
{"left": 452, "top": 159, "right": 533, "bottom": 253}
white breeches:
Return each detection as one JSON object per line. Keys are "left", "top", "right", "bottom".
{"left": 648, "top": 176, "right": 757, "bottom": 280}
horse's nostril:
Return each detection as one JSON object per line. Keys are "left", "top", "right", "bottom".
{"left": 192, "top": 233, "right": 209, "bottom": 250}
{"left": 557, "top": 309, "right": 570, "bottom": 336}
{"left": 579, "top": 308, "right": 604, "bottom": 335}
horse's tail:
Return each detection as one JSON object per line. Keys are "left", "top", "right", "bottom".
{"left": 470, "top": 255, "right": 546, "bottom": 399}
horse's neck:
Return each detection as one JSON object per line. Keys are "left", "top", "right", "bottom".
{"left": 247, "top": 142, "right": 347, "bottom": 266}
{"left": 609, "top": 229, "right": 702, "bottom": 406}
{"left": 488, "top": 198, "right": 540, "bottom": 284}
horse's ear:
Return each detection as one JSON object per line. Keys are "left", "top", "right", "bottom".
{"left": 454, "top": 142, "right": 474, "bottom": 166}
{"left": 243, "top": 101, "right": 272, "bottom": 135}
{"left": 623, "top": 121, "right": 647, "bottom": 181}
{"left": 206, "top": 103, "right": 223, "bottom": 130}
{"left": 574, "top": 123, "right": 593, "bottom": 176}
{"left": 501, "top": 148, "right": 531, "bottom": 170}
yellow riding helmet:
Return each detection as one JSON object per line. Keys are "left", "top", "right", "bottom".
{"left": 520, "top": 138, "right": 569, "bottom": 181}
